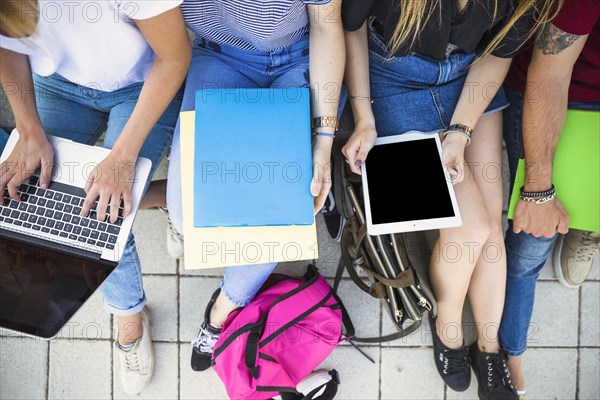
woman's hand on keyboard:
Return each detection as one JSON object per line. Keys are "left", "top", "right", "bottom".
{"left": 0, "top": 129, "right": 54, "bottom": 202}
{"left": 81, "top": 152, "right": 136, "bottom": 223}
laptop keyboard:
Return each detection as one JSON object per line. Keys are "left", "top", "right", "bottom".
{"left": 0, "top": 175, "right": 122, "bottom": 250}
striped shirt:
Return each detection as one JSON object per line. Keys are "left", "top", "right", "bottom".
{"left": 181, "top": 0, "right": 331, "bottom": 51}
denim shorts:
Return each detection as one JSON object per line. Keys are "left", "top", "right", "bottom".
{"left": 367, "top": 29, "right": 508, "bottom": 136}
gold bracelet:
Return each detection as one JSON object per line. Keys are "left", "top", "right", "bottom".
{"left": 448, "top": 124, "right": 474, "bottom": 137}
{"left": 312, "top": 116, "right": 339, "bottom": 131}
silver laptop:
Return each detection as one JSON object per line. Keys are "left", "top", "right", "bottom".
{"left": 0, "top": 130, "right": 152, "bottom": 339}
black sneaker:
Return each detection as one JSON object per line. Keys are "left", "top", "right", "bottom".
{"left": 321, "top": 191, "right": 345, "bottom": 241}
{"left": 190, "top": 289, "right": 221, "bottom": 372}
{"left": 429, "top": 313, "right": 471, "bottom": 392}
{"left": 469, "top": 342, "right": 518, "bottom": 400}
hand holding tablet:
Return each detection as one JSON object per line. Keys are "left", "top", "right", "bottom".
{"left": 360, "top": 132, "right": 463, "bottom": 235}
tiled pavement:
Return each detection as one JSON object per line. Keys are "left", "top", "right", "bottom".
{"left": 1, "top": 157, "right": 599, "bottom": 400}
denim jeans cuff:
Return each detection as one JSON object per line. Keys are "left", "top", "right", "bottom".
{"left": 220, "top": 280, "right": 250, "bottom": 308}
{"left": 502, "top": 345, "right": 527, "bottom": 358}
{"left": 104, "top": 296, "right": 146, "bottom": 317}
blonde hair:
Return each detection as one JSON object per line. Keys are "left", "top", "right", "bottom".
{"left": 0, "top": 0, "right": 39, "bottom": 38}
{"left": 389, "top": 0, "right": 564, "bottom": 58}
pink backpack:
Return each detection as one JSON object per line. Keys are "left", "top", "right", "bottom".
{"left": 211, "top": 265, "right": 354, "bottom": 400}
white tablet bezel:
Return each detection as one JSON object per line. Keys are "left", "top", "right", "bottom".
{"left": 361, "top": 131, "right": 463, "bottom": 235}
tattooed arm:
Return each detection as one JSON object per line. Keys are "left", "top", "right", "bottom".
{"left": 512, "top": 23, "right": 588, "bottom": 237}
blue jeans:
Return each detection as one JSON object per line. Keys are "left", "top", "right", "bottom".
{"left": 167, "top": 36, "right": 313, "bottom": 307}
{"left": 499, "top": 87, "right": 600, "bottom": 356}
{"left": 0, "top": 73, "right": 181, "bottom": 316}
{"left": 367, "top": 28, "right": 508, "bottom": 136}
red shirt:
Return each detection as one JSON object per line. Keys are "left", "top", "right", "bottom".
{"left": 505, "top": 0, "right": 600, "bottom": 103}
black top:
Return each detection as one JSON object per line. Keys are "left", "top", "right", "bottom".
{"left": 342, "top": 0, "right": 531, "bottom": 60}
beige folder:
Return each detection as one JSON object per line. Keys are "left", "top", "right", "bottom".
{"left": 179, "top": 111, "right": 319, "bottom": 269}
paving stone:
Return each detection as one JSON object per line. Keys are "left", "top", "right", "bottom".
{"left": 536, "top": 245, "right": 559, "bottom": 280}
{"left": 114, "top": 342, "right": 178, "bottom": 400}
{"left": 527, "top": 281, "right": 579, "bottom": 347}
{"left": 332, "top": 279, "right": 381, "bottom": 345}
{"left": 523, "top": 348, "right": 577, "bottom": 399}
{"left": 380, "top": 347, "right": 444, "bottom": 399}
{"left": 143, "top": 276, "right": 178, "bottom": 342}
{"left": 317, "top": 346, "right": 380, "bottom": 400}
{"left": 48, "top": 340, "right": 111, "bottom": 400}
{"left": 587, "top": 251, "right": 600, "bottom": 280}
{"left": 179, "top": 277, "right": 221, "bottom": 343}
{"left": 0, "top": 337, "right": 48, "bottom": 400}
{"left": 381, "top": 310, "right": 432, "bottom": 347}
{"left": 179, "top": 257, "right": 225, "bottom": 276}
{"left": 578, "top": 348, "right": 600, "bottom": 400}
{"left": 315, "top": 214, "right": 342, "bottom": 278}
{"left": 134, "top": 209, "right": 177, "bottom": 275}
{"left": 580, "top": 281, "right": 600, "bottom": 347}
{"left": 152, "top": 154, "right": 169, "bottom": 181}
{"left": 55, "top": 291, "right": 112, "bottom": 340}
{"left": 179, "top": 344, "right": 228, "bottom": 400}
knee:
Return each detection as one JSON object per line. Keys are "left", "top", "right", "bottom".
{"left": 458, "top": 214, "right": 492, "bottom": 246}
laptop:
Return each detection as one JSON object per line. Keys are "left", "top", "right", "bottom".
{"left": 361, "top": 131, "right": 463, "bottom": 235}
{"left": 0, "top": 130, "right": 152, "bottom": 339}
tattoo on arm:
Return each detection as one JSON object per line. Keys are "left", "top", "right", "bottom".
{"left": 535, "top": 23, "right": 580, "bottom": 55}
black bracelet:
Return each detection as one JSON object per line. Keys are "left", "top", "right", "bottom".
{"left": 520, "top": 185, "right": 555, "bottom": 198}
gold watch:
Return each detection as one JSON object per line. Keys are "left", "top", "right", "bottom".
{"left": 312, "top": 116, "right": 339, "bottom": 131}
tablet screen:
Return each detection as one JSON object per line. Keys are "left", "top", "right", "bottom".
{"left": 365, "top": 138, "right": 456, "bottom": 224}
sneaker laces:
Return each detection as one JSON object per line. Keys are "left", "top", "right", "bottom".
{"left": 191, "top": 323, "right": 220, "bottom": 355}
{"left": 442, "top": 347, "right": 469, "bottom": 375}
{"left": 120, "top": 348, "right": 142, "bottom": 373}
{"left": 575, "top": 231, "right": 600, "bottom": 262}
{"left": 159, "top": 207, "right": 183, "bottom": 242}
{"left": 484, "top": 353, "right": 516, "bottom": 394}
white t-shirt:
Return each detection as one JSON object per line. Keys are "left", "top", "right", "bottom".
{"left": 0, "top": 0, "right": 182, "bottom": 92}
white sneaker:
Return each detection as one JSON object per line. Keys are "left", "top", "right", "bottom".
{"left": 159, "top": 207, "right": 184, "bottom": 259}
{"left": 115, "top": 308, "right": 155, "bottom": 395}
{"left": 553, "top": 230, "right": 600, "bottom": 288}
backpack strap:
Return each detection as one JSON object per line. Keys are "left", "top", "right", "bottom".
{"left": 245, "top": 325, "right": 262, "bottom": 379}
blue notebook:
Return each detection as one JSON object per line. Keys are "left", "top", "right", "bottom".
{"left": 193, "top": 88, "right": 314, "bottom": 228}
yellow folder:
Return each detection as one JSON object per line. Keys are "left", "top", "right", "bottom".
{"left": 508, "top": 110, "right": 600, "bottom": 232}
{"left": 179, "top": 111, "right": 319, "bottom": 269}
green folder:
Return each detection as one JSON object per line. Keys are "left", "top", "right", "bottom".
{"left": 508, "top": 110, "right": 600, "bottom": 232}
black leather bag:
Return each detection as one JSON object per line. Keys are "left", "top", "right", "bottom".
{"left": 331, "top": 146, "right": 437, "bottom": 343}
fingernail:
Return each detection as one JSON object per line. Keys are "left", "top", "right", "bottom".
{"left": 355, "top": 160, "right": 363, "bottom": 169}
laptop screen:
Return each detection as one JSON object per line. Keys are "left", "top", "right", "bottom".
{"left": 0, "top": 235, "right": 115, "bottom": 339}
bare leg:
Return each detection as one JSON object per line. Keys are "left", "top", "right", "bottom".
{"left": 430, "top": 164, "right": 491, "bottom": 349}
{"left": 139, "top": 179, "right": 167, "bottom": 210}
{"left": 465, "top": 112, "right": 506, "bottom": 354}
{"left": 507, "top": 355, "right": 526, "bottom": 392}
{"left": 117, "top": 313, "right": 143, "bottom": 344}
{"left": 209, "top": 292, "right": 238, "bottom": 328}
